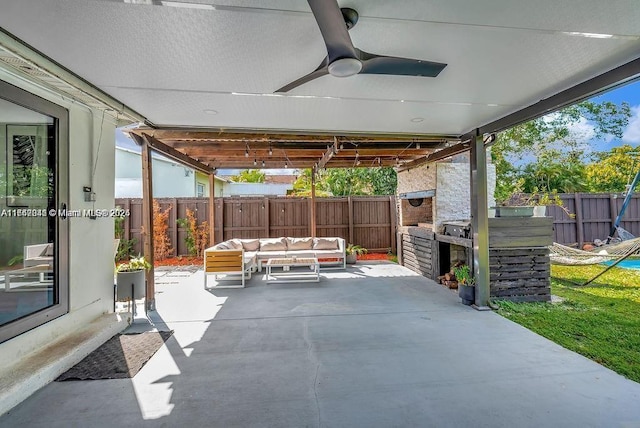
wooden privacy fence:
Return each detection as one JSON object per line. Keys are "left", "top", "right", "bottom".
{"left": 116, "top": 196, "right": 397, "bottom": 257}
{"left": 547, "top": 193, "right": 640, "bottom": 247}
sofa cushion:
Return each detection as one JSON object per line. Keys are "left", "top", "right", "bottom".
{"left": 214, "top": 242, "right": 233, "bottom": 250}
{"left": 260, "top": 237, "right": 287, "bottom": 251}
{"left": 240, "top": 239, "right": 260, "bottom": 251}
{"left": 313, "top": 249, "right": 344, "bottom": 257}
{"left": 228, "top": 239, "right": 244, "bottom": 250}
{"left": 313, "top": 237, "right": 339, "bottom": 250}
{"left": 286, "top": 237, "right": 313, "bottom": 250}
{"left": 285, "top": 250, "right": 316, "bottom": 259}
{"left": 256, "top": 250, "right": 287, "bottom": 259}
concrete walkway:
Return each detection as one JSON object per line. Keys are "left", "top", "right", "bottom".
{"left": 1, "top": 262, "right": 639, "bottom": 427}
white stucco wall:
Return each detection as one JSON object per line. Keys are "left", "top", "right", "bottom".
{"left": 115, "top": 148, "right": 196, "bottom": 197}
{"left": 0, "top": 67, "right": 121, "bottom": 361}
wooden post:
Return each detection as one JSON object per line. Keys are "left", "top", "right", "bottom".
{"left": 123, "top": 198, "right": 131, "bottom": 242}
{"left": 470, "top": 131, "right": 490, "bottom": 309}
{"left": 209, "top": 174, "right": 216, "bottom": 246}
{"left": 264, "top": 197, "right": 270, "bottom": 238}
{"left": 310, "top": 170, "right": 317, "bottom": 238}
{"left": 348, "top": 196, "right": 354, "bottom": 245}
{"left": 389, "top": 196, "right": 396, "bottom": 253}
{"left": 574, "top": 193, "right": 584, "bottom": 248}
{"left": 140, "top": 140, "right": 155, "bottom": 311}
{"left": 609, "top": 194, "right": 619, "bottom": 239}
{"left": 171, "top": 198, "right": 178, "bottom": 256}
{"left": 218, "top": 199, "right": 224, "bottom": 242}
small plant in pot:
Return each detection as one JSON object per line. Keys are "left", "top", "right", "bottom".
{"left": 116, "top": 255, "right": 151, "bottom": 304}
{"left": 345, "top": 244, "right": 367, "bottom": 264}
{"left": 453, "top": 264, "right": 476, "bottom": 306}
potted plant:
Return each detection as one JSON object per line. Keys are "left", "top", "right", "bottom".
{"left": 495, "top": 182, "right": 573, "bottom": 218}
{"left": 454, "top": 265, "right": 475, "bottom": 305}
{"left": 116, "top": 255, "right": 151, "bottom": 302}
{"left": 345, "top": 244, "right": 367, "bottom": 264}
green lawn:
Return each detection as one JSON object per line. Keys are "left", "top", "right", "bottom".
{"left": 496, "top": 264, "right": 640, "bottom": 383}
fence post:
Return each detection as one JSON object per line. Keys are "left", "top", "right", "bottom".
{"left": 574, "top": 193, "right": 584, "bottom": 248}
{"left": 264, "top": 197, "right": 270, "bottom": 238}
{"left": 389, "top": 196, "right": 396, "bottom": 253}
{"left": 348, "top": 196, "right": 354, "bottom": 244}
{"left": 609, "top": 194, "right": 618, "bottom": 239}
{"left": 171, "top": 198, "right": 178, "bottom": 255}
{"left": 123, "top": 199, "right": 131, "bottom": 242}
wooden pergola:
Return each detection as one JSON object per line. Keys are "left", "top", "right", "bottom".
{"left": 126, "top": 127, "right": 469, "bottom": 309}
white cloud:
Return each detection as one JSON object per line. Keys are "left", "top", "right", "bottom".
{"left": 622, "top": 105, "right": 640, "bottom": 145}
{"left": 567, "top": 116, "right": 596, "bottom": 142}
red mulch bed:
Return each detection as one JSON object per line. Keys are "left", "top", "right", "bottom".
{"left": 358, "top": 253, "right": 394, "bottom": 261}
{"left": 155, "top": 256, "right": 203, "bottom": 267}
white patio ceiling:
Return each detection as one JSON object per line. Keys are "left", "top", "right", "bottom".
{"left": 1, "top": 0, "right": 639, "bottom": 137}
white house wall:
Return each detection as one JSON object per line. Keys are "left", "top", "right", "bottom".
{"left": 115, "top": 148, "right": 197, "bottom": 197}
{"left": 0, "top": 66, "right": 124, "bottom": 365}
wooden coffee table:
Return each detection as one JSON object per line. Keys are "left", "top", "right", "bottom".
{"left": 265, "top": 257, "right": 319, "bottom": 284}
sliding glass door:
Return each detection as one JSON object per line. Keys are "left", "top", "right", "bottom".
{"left": 0, "top": 80, "right": 68, "bottom": 343}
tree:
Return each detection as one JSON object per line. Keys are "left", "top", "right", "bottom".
{"left": 290, "top": 168, "right": 331, "bottom": 197}
{"left": 585, "top": 145, "right": 640, "bottom": 192}
{"left": 491, "top": 100, "right": 631, "bottom": 201}
{"left": 291, "top": 167, "right": 397, "bottom": 196}
{"left": 231, "top": 169, "right": 265, "bottom": 183}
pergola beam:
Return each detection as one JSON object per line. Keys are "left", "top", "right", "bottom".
{"left": 140, "top": 133, "right": 213, "bottom": 174}
{"left": 477, "top": 56, "right": 640, "bottom": 135}
{"left": 133, "top": 129, "right": 453, "bottom": 143}
{"left": 398, "top": 141, "right": 471, "bottom": 171}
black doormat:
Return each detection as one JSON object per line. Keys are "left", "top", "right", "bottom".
{"left": 56, "top": 331, "right": 173, "bottom": 381}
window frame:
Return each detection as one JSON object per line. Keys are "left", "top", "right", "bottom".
{"left": 0, "top": 79, "right": 69, "bottom": 343}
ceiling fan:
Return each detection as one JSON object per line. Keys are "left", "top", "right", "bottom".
{"left": 276, "top": 0, "right": 447, "bottom": 93}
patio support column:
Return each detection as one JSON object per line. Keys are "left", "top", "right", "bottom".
{"left": 310, "top": 168, "right": 317, "bottom": 238}
{"left": 470, "top": 130, "right": 490, "bottom": 309}
{"left": 209, "top": 173, "right": 216, "bottom": 246}
{"left": 140, "top": 138, "right": 156, "bottom": 311}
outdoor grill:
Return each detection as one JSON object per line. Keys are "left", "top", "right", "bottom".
{"left": 442, "top": 221, "right": 472, "bottom": 239}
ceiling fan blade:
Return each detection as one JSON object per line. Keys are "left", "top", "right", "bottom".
{"left": 275, "top": 59, "right": 329, "bottom": 93}
{"left": 307, "top": 0, "right": 358, "bottom": 63}
{"left": 359, "top": 50, "right": 447, "bottom": 77}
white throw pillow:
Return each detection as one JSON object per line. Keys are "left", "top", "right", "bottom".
{"left": 313, "top": 238, "right": 339, "bottom": 250}
{"left": 286, "top": 237, "right": 313, "bottom": 250}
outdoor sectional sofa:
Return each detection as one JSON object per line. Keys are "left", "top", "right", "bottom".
{"left": 204, "top": 237, "right": 345, "bottom": 288}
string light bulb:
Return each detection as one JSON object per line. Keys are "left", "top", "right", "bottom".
{"left": 262, "top": 160, "right": 265, "bottom": 167}
{"left": 268, "top": 145, "right": 273, "bottom": 156}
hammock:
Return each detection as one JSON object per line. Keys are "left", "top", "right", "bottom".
{"left": 549, "top": 237, "right": 640, "bottom": 266}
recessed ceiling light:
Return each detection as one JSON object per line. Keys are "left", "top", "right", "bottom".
{"left": 411, "top": 117, "right": 424, "bottom": 123}
{"left": 203, "top": 109, "right": 218, "bottom": 115}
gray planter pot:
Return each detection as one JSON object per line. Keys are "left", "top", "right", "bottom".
{"left": 116, "top": 269, "right": 146, "bottom": 301}
{"left": 495, "top": 206, "right": 534, "bottom": 217}
{"left": 346, "top": 254, "right": 357, "bottom": 264}
{"left": 458, "top": 284, "right": 475, "bottom": 306}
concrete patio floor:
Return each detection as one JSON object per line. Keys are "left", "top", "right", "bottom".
{"left": 1, "top": 262, "right": 639, "bottom": 427}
